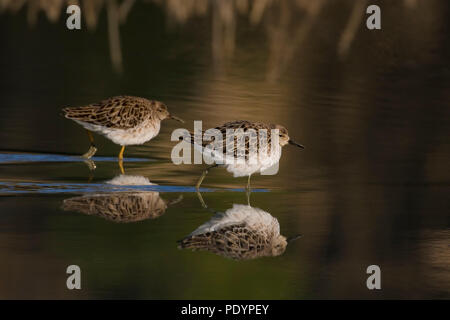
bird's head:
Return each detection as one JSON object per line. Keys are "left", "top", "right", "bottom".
{"left": 271, "top": 233, "right": 302, "bottom": 256}
{"left": 271, "top": 235, "right": 288, "bottom": 256}
{"left": 274, "top": 124, "right": 304, "bottom": 149}
{"left": 155, "top": 101, "right": 184, "bottom": 123}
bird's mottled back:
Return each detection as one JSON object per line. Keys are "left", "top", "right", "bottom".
{"left": 188, "top": 120, "right": 287, "bottom": 157}
{"left": 213, "top": 120, "right": 280, "bottom": 136}
{"left": 177, "top": 204, "right": 287, "bottom": 260}
{"left": 62, "top": 192, "right": 167, "bottom": 223}
{"left": 62, "top": 95, "right": 167, "bottom": 130}
{"left": 178, "top": 223, "right": 285, "bottom": 260}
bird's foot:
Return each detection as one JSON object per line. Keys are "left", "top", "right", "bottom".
{"left": 168, "top": 195, "right": 184, "bottom": 206}
{"left": 83, "top": 159, "right": 97, "bottom": 171}
{"left": 81, "top": 146, "right": 97, "bottom": 159}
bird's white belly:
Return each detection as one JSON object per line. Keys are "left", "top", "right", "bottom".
{"left": 224, "top": 150, "right": 281, "bottom": 177}
{"left": 75, "top": 120, "right": 160, "bottom": 146}
{"left": 189, "top": 204, "right": 280, "bottom": 237}
{"left": 217, "top": 147, "right": 282, "bottom": 177}
{"left": 193, "top": 140, "right": 283, "bottom": 177}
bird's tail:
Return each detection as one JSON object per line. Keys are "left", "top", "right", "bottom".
{"left": 61, "top": 106, "right": 77, "bottom": 119}
{"left": 61, "top": 105, "right": 98, "bottom": 120}
{"left": 177, "top": 234, "right": 212, "bottom": 251}
{"left": 60, "top": 107, "right": 71, "bottom": 118}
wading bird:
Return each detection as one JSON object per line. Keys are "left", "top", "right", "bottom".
{"left": 62, "top": 95, "right": 183, "bottom": 168}
{"left": 187, "top": 120, "right": 304, "bottom": 190}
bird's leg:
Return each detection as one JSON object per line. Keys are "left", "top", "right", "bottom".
{"left": 245, "top": 175, "right": 252, "bottom": 206}
{"left": 196, "top": 164, "right": 219, "bottom": 209}
{"left": 195, "top": 164, "right": 218, "bottom": 190}
{"left": 246, "top": 175, "right": 251, "bottom": 191}
{"left": 83, "top": 159, "right": 96, "bottom": 182}
{"left": 118, "top": 145, "right": 125, "bottom": 161}
{"left": 118, "top": 146, "right": 125, "bottom": 174}
{"left": 196, "top": 190, "right": 208, "bottom": 209}
{"left": 167, "top": 195, "right": 183, "bottom": 206}
{"left": 82, "top": 130, "right": 97, "bottom": 159}
{"left": 118, "top": 159, "right": 125, "bottom": 175}
{"left": 196, "top": 171, "right": 208, "bottom": 190}
{"left": 196, "top": 191, "right": 218, "bottom": 215}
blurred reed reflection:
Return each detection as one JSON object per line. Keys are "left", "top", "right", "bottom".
{"left": 418, "top": 229, "right": 450, "bottom": 294}
{"left": 62, "top": 174, "right": 182, "bottom": 222}
{"left": 0, "top": 0, "right": 423, "bottom": 78}
{"left": 178, "top": 203, "right": 300, "bottom": 260}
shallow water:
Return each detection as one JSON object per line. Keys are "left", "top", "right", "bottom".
{"left": 0, "top": 1, "right": 449, "bottom": 299}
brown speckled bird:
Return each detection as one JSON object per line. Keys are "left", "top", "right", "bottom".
{"left": 61, "top": 175, "right": 182, "bottom": 223}
{"left": 177, "top": 204, "right": 301, "bottom": 260}
{"left": 62, "top": 95, "right": 183, "bottom": 160}
{"left": 185, "top": 120, "right": 304, "bottom": 189}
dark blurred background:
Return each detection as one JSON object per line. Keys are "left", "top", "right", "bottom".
{"left": 0, "top": 0, "right": 449, "bottom": 299}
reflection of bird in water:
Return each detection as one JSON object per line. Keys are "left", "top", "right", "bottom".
{"left": 62, "top": 175, "right": 181, "bottom": 223}
{"left": 188, "top": 120, "right": 304, "bottom": 190}
{"left": 62, "top": 96, "right": 183, "bottom": 172}
{"left": 178, "top": 204, "right": 300, "bottom": 260}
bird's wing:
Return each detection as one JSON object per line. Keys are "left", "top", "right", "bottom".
{"left": 62, "top": 96, "right": 153, "bottom": 129}
{"left": 62, "top": 192, "right": 166, "bottom": 222}
{"left": 188, "top": 120, "right": 274, "bottom": 158}
{"left": 178, "top": 223, "right": 270, "bottom": 260}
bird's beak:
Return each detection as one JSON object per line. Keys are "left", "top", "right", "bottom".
{"left": 288, "top": 139, "right": 305, "bottom": 149}
{"left": 168, "top": 114, "right": 184, "bottom": 123}
{"left": 287, "top": 234, "right": 302, "bottom": 243}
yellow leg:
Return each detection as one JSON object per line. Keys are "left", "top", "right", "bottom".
{"left": 118, "top": 159, "right": 125, "bottom": 174}
{"left": 118, "top": 145, "right": 125, "bottom": 160}
{"left": 81, "top": 130, "right": 97, "bottom": 159}
{"left": 87, "top": 130, "right": 95, "bottom": 144}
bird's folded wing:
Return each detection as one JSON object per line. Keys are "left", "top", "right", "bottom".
{"left": 62, "top": 96, "right": 150, "bottom": 129}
